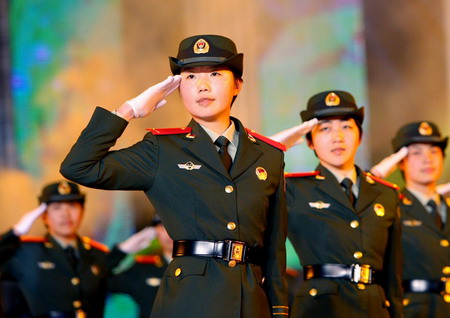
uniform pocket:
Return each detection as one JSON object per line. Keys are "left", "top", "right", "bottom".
{"left": 166, "top": 257, "right": 207, "bottom": 281}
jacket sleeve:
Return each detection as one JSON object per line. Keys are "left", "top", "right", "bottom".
{"left": 0, "top": 229, "right": 21, "bottom": 265}
{"left": 383, "top": 194, "right": 404, "bottom": 318}
{"left": 60, "top": 107, "right": 158, "bottom": 191}
{"left": 263, "top": 157, "right": 289, "bottom": 317}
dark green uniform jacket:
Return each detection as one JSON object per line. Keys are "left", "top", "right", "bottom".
{"left": 0, "top": 229, "right": 125, "bottom": 317}
{"left": 60, "top": 107, "right": 289, "bottom": 318}
{"left": 108, "top": 254, "right": 169, "bottom": 318}
{"left": 286, "top": 165, "right": 403, "bottom": 318}
{"left": 400, "top": 189, "right": 450, "bottom": 318}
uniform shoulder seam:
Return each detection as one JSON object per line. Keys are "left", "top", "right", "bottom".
{"left": 364, "top": 172, "right": 400, "bottom": 190}
{"left": 285, "top": 171, "right": 320, "bottom": 178}
{"left": 245, "top": 128, "right": 287, "bottom": 151}
{"left": 146, "top": 127, "right": 192, "bottom": 135}
{"left": 82, "top": 236, "right": 109, "bottom": 252}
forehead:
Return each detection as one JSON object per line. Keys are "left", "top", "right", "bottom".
{"left": 408, "top": 143, "right": 441, "bottom": 150}
{"left": 180, "top": 66, "right": 232, "bottom": 74}
{"left": 317, "top": 117, "right": 355, "bottom": 124}
{"left": 47, "top": 201, "right": 83, "bottom": 208}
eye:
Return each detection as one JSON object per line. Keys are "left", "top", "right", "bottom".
{"left": 186, "top": 74, "right": 195, "bottom": 79}
{"left": 318, "top": 126, "right": 330, "bottom": 132}
{"left": 211, "top": 72, "right": 221, "bottom": 77}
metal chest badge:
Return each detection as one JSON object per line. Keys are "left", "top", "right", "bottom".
{"left": 374, "top": 203, "right": 385, "bottom": 217}
{"left": 256, "top": 167, "right": 268, "bottom": 180}
{"left": 193, "top": 38, "right": 209, "bottom": 54}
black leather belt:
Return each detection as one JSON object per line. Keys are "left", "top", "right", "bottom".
{"left": 304, "top": 264, "right": 378, "bottom": 284}
{"left": 403, "top": 279, "right": 450, "bottom": 294}
{"left": 173, "top": 240, "right": 262, "bottom": 264}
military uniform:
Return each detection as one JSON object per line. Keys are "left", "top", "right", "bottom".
{"left": 108, "top": 254, "right": 169, "bottom": 318}
{"left": 400, "top": 190, "right": 450, "bottom": 317}
{"left": 60, "top": 111, "right": 288, "bottom": 318}
{"left": 0, "top": 229, "right": 125, "bottom": 317}
{"left": 286, "top": 165, "right": 403, "bottom": 318}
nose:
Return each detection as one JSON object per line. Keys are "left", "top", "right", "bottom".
{"left": 332, "top": 128, "right": 344, "bottom": 142}
{"left": 197, "top": 77, "right": 210, "bottom": 93}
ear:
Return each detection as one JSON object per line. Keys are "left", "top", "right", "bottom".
{"left": 233, "top": 78, "right": 243, "bottom": 96}
{"left": 307, "top": 138, "right": 315, "bottom": 150}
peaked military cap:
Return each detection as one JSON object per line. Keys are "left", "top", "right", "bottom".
{"left": 38, "top": 180, "right": 85, "bottom": 204}
{"left": 300, "top": 90, "right": 364, "bottom": 125}
{"left": 392, "top": 121, "right": 448, "bottom": 152}
{"left": 169, "top": 34, "right": 243, "bottom": 77}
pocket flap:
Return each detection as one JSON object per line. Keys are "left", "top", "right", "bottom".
{"left": 167, "top": 257, "right": 207, "bottom": 280}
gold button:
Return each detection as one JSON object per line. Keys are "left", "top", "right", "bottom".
{"left": 174, "top": 267, "right": 182, "bottom": 277}
{"left": 403, "top": 298, "right": 410, "bottom": 306}
{"left": 73, "top": 300, "right": 82, "bottom": 308}
{"left": 357, "top": 283, "right": 365, "bottom": 290}
{"left": 350, "top": 220, "right": 359, "bottom": 228}
{"left": 440, "top": 240, "right": 449, "bottom": 247}
{"left": 353, "top": 251, "right": 363, "bottom": 259}
{"left": 225, "top": 185, "right": 234, "bottom": 193}
{"left": 309, "top": 288, "right": 317, "bottom": 296}
{"left": 385, "top": 300, "right": 391, "bottom": 307}
{"left": 227, "top": 222, "right": 236, "bottom": 230}
{"left": 228, "top": 260, "right": 237, "bottom": 268}
{"left": 71, "top": 277, "right": 80, "bottom": 285}
{"left": 443, "top": 266, "right": 450, "bottom": 275}
{"left": 444, "top": 294, "right": 450, "bottom": 303}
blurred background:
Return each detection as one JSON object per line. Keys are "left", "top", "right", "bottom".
{"left": 1, "top": 0, "right": 449, "bottom": 316}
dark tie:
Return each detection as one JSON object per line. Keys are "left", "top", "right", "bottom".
{"left": 341, "top": 178, "right": 356, "bottom": 207}
{"left": 427, "top": 200, "right": 443, "bottom": 230}
{"left": 215, "top": 136, "right": 232, "bottom": 172}
{"left": 65, "top": 246, "right": 78, "bottom": 270}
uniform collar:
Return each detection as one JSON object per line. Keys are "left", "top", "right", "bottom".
{"left": 406, "top": 187, "right": 440, "bottom": 208}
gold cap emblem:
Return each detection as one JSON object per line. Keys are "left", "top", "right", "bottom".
{"left": 374, "top": 203, "right": 385, "bottom": 217}
{"left": 418, "top": 122, "right": 432, "bottom": 136}
{"left": 193, "top": 38, "right": 209, "bottom": 54}
{"left": 256, "top": 167, "right": 268, "bottom": 181}
{"left": 57, "top": 181, "right": 71, "bottom": 195}
{"left": 325, "top": 92, "right": 340, "bottom": 106}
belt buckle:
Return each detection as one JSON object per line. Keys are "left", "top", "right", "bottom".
{"left": 224, "top": 240, "right": 246, "bottom": 263}
{"left": 441, "top": 277, "right": 450, "bottom": 294}
{"left": 351, "top": 264, "right": 372, "bottom": 284}
{"left": 76, "top": 310, "right": 87, "bottom": 318}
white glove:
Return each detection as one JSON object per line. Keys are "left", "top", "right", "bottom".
{"left": 370, "top": 147, "right": 408, "bottom": 178}
{"left": 118, "top": 227, "right": 156, "bottom": 254}
{"left": 437, "top": 183, "right": 450, "bottom": 196}
{"left": 126, "top": 75, "right": 181, "bottom": 118}
{"left": 269, "top": 118, "right": 319, "bottom": 150}
{"left": 13, "top": 203, "right": 47, "bottom": 236}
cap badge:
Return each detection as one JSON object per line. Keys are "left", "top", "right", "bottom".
{"left": 57, "top": 181, "right": 71, "bottom": 195}
{"left": 193, "top": 38, "right": 210, "bottom": 54}
{"left": 374, "top": 203, "right": 385, "bottom": 217}
{"left": 325, "top": 92, "right": 340, "bottom": 106}
{"left": 255, "top": 167, "right": 268, "bottom": 181}
{"left": 418, "top": 122, "right": 432, "bottom": 136}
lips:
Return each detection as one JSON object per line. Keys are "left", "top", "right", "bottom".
{"left": 331, "top": 147, "right": 346, "bottom": 155}
{"left": 196, "top": 97, "right": 215, "bottom": 105}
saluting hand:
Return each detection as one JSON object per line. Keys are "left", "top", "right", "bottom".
{"left": 370, "top": 147, "right": 408, "bottom": 178}
{"left": 118, "top": 227, "right": 156, "bottom": 254}
{"left": 269, "top": 118, "right": 319, "bottom": 150}
{"left": 13, "top": 203, "right": 47, "bottom": 236}
{"left": 123, "top": 75, "right": 182, "bottom": 119}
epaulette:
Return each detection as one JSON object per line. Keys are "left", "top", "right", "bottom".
{"left": 364, "top": 172, "right": 400, "bottom": 190}
{"left": 146, "top": 127, "right": 192, "bottom": 135}
{"left": 81, "top": 236, "right": 109, "bottom": 253}
{"left": 135, "top": 254, "right": 161, "bottom": 265}
{"left": 285, "top": 171, "right": 320, "bottom": 178}
{"left": 245, "top": 128, "right": 287, "bottom": 151}
{"left": 20, "top": 236, "right": 47, "bottom": 243}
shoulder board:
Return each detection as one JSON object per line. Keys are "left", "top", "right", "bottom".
{"left": 364, "top": 172, "right": 400, "bottom": 190}
{"left": 135, "top": 254, "right": 161, "bottom": 265}
{"left": 81, "top": 236, "right": 109, "bottom": 253}
{"left": 20, "top": 236, "right": 47, "bottom": 243}
{"left": 245, "top": 128, "right": 287, "bottom": 151}
{"left": 285, "top": 171, "right": 320, "bottom": 178}
{"left": 146, "top": 127, "right": 192, "bottom": 135}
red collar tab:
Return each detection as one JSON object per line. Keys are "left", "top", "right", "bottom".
{"left": 245, "top": 128, "right": 287, "bottom": 151}
{"left": 135, "top": 254, "right": 161, "bottom": 264}
{"left": 285, "top": 171, "right": 320, "bottom": 178}
{"left": 146, "top": 127, "right": 192, "bottom": 135}
{"left": 20, "top": 236, "right": 47, "bottom": 243}
{"left": 364, "top": 172, "right": 400, "bottom": 190}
